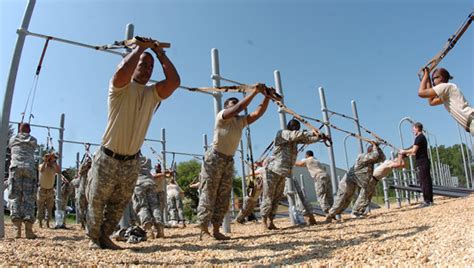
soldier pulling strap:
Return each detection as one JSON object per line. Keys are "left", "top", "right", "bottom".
{"left": 182, "top": 84, "right": 333, "bottom": 147}
{"left": 98, "top": 36, "right": 171, "bottom": 51}
{"left": 418, "top": 11, "right": 473, "bottom": 80}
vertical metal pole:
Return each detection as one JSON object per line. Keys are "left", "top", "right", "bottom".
{"left": 211, "top": 48, "right": 223, "bottom": 115}
{"left": 299, "top": 174, "right": 306, "bottom": 196}
{"left": 161, "top": 128, "right": 168, "bottom": 223}
{"left": 211, "top": 48, "right": 229, "bottom": 233}
{"left": 274, "top": 70, "right": 297, "bottom": 225}
{"left": 240, "top": 140, "right": 247, "bottom": 199}
{"left": 351, "top": 100, "right": 364, "bottom": 154}
{"left": 118, "top": 23, "right": 134, "bottom": 229}
{"left": 401, "top": 168, "right": 411, "bottom": 205}
{"left": 434, "top": 137, "right": 442, "bottom": 186}
{"left": 391, "top": 152, "right": 402, "bottom": 208}
{"left": 343, "top": 134, "right": 351, "bottom": 170}
{"left": 54, "top": 113, "right": 65, "bottom": 227}
{"left": 75, "top": 152, "right": 80, "bottom": 224}
{"left": 426, "top": 134, "right": 437, "bottom": 188}
{"left": 319, "top": 87, "right": 338, "bottom": 196}
{"left": 0, "top": 0, "right": 36, "bottom": 239}
{"left": 457, "top": 125, "right": 470, "bottom": 188}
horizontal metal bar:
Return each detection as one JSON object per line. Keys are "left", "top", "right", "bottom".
{"left": 215, "top": 75, "right": 246, "bottom": 86}
{"left": 9, "top": 121, "right": 62, "bottom": 131}
{"left": 20, "top": 29, "right": 126, "bottom": 56}
{"left": 60, "top": 139, "right": 100, "bottom": 147}
{"left": 164, "top": 150, "right": 203, "bottom": 157}
{"left": 323, "top": 108, "right": 357, "bottom": 121}
{"left": 144, "top": 138, "right": 163, "bottom": 143}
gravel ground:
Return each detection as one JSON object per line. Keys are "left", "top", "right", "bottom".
{"left": 1, "top": 195, "right": 473, "bottom": 266}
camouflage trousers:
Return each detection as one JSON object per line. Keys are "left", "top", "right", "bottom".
{"left": 236, "top": 181, "right": 263, "bottom": 222}
{"left": 313, "top": 174, "right": 334, "bottom": 213}
{"left": 260, "top": 169, "right": 286, "bottom": 219}
{"left": 37, "top": 187, "right": 55, "bottom": 222}
{"left": 167, "top": 193, "right": 184, "bottom": 222}
{"left": 352, "top": 177, "right": 378, "bottom": 215}
{"left": 197, "top": 149, "right": 234, "bottom": 226}
{"left": 157, "top": 191, "right": 166, "bottom": 223}
{"left": 288, "top": 177, "right": 313, "bottom": 216}
{"left": 8, "top": 167, "right": 37, "bottom": 223}
{"left": 328, "top": 174, "right": 359, "bottom": 216}
{"left": 132, "top": 184, "right": 162, "bottom": 227}
{"left": 86, "top": 149, "right": 139, "bottom": 240}
{"left": 76, "top": 175, "right": 88, "bottom": 227}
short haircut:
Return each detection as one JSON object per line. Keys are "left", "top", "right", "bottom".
{"left": 367, "top": 144, "right": 374, "bottom": 152}
{"left": 287, "top": 119, "right": 300, "bottom": 130}
{"left": 414, "top": 122, "right": 423, "bottom": 131}
{"left": 306, "top": 150, "right": 314, "bottom": 157}
{"left": 224, "top": 97, "right": 239, "bottom": 108}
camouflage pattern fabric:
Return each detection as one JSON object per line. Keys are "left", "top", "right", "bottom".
{"left": 36, "top": 187, "right": 54, "bottom": 222}
{"left": 60, "top": 181, "right": 74, "bottom": 211}
{"left": 352, "top": 176, "right": 378, "bottom": 216}
{"left": 289, "top": 177, "right": 313, "bottom": 216}
{"left": 260, "top": 169, "right": 286, "bottom": 219}
{"left": 8, "top": 133, "right": 38, "bottom": 223}
{"left": 167, "top": 190, "right": 184, "bottom": 222}
{"left": 197, "top": 149, "right": 234, "bottom": 227}
{"left": 132, "top": 174, "right": 162, "bottom": 227}
{"left": 314, "top": 173, "right": 334, "bottom": 213}
{"left": 328, "top": 147, "right": 385, "bottom": 217}
{"left": 8, "top": 167, "right": 37, "bottom": 223}
{"left": 76, "top": 158, "right": 92, "bottom": 227}
{"left": 86, "top": 149, "right": 139, "bottom": 240}
{"left": 235, "top": 173, "right": 263, "bottom": 222}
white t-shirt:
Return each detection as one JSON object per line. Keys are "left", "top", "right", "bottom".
{"left": 167, "top": 184, "right": 182, "bottom": 197}
{"left": 432, "top": 83, "right": 473, "bottom": 130}
{"left": 212, "top": 110, "right": 248, "bottom": 156}
{"left": 102, "top": 80, "right": 162, "bottom": 155}
{"left": 373, "top": 160, "right": 393, "bottom": 180}
{"left": 38, "top": 164, "right": 57, "bottom": 189}
{"left": 301, "top": 156, "right": 327, "bottom": 178}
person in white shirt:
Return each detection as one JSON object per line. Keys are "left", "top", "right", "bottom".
{"left": 417, "top": 67, "right": 473, "bottom": 135}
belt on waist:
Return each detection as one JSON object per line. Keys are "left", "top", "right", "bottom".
{"left": 101, "top": 146, "right": 140, "bottom": 161}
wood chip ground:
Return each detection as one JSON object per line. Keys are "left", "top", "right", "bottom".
{"left": 1, "top": 195, "right": 473, "bottom": 266}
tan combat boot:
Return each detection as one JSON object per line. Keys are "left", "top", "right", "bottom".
{"left": 25, "top": 222, "right": 37, "bottom": 239}
{"left": 12, "top": 220, "right": 22, "bottom": 238}
{"left": 45, "top": 220, "right": 50, "bottom": 229}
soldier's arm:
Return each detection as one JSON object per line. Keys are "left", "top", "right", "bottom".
{"left": 294, "top": 160, "right": 306, "bottom": 167}
{"left": 112, "top": 45, "right": 148, "bottom": 88}
{"left": 247, "top": 95, "right": 270, "bottom": 125}
{"left": 281, "top": 130, "right": 321, "bottom": 144}
{"left": 151, "top": 46, "right": 181, "bottom": 99}
{"left": 222, "top": 86, "right": 263, "bottom": 119}
{"left": 357, "top": 146, "right": 380, "bottom": 166}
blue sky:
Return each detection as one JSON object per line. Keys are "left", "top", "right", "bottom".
{"left": 1, "top": 0, "right": 473, "bottom": 174}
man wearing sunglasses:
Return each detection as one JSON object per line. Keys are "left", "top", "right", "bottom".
{"left": 418, "top": 68, "right": 473, "bottom": 135}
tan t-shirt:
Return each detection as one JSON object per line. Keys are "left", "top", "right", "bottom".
{"left": 373, "top": 160, "right": 393, "bottom": 180}
{"left": 38, "top": 164, "right": 57, "bottom": 189}
{"left": 432, "top": 83, "right": 473, "bottom": 130}
{"left": 212, "top": 110, "right": 247, "bottom": 156}
{"left": 102, "top": 80, "right": 162, "bottom": 155}
{"left": 301, "top": 156, "right": 328, "bottom": 178}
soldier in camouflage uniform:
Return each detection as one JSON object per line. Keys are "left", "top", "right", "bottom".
{"left": 58, "top": 174, "right": 74, "bottom": 228}
{"left": 351, "top": 152, "right": 405, "bottom": 217}
{"left": 37, "top": 153, "right": 60, "bottom": 229}
{"left": 86, "top": 39, "right": 180, "bottom": 250}
{"left": 72, "top": 156, "right": 92, "bottom": 229}
{"left": 197, "top": 85, "right": 270, "bottom": 240}
{"left": 132, "top": 156, "right": 163, "bottom": 239}
{"left": 235, "top": 164, "right": 265, "bottom": 224}
{"left": 167, "top": 178, "right": 185, "bottom": 227}
{"left": 260, "top": 119, "right": 323, "bottom": 230}
{"left": 295, "top": 150, "right": 333, "bottom": 213}
{"left": 325, "top": 143, "right": 385, "bottom": 222}
{"left": 8, "top": 123, "right": 38, "bottom": 239}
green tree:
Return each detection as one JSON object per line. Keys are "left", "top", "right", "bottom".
{"left": 4, "top": 125, "right": 15, "bottom": 179}
{"left": 433, "top": 143, "right": 472, "bottom": 187}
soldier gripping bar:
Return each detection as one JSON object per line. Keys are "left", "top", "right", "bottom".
{"left": 182, "top": 84, "right": 333, "bottom": 147}
{"left": 98, "top": 36, "right": 171, "bottom": 50}
{"left": 418, "top": 11, "right": 473, "bottom": 80}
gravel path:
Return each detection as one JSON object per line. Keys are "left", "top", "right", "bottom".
{"left": 1, "top": 195, "right": 473, "bottom": 266}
